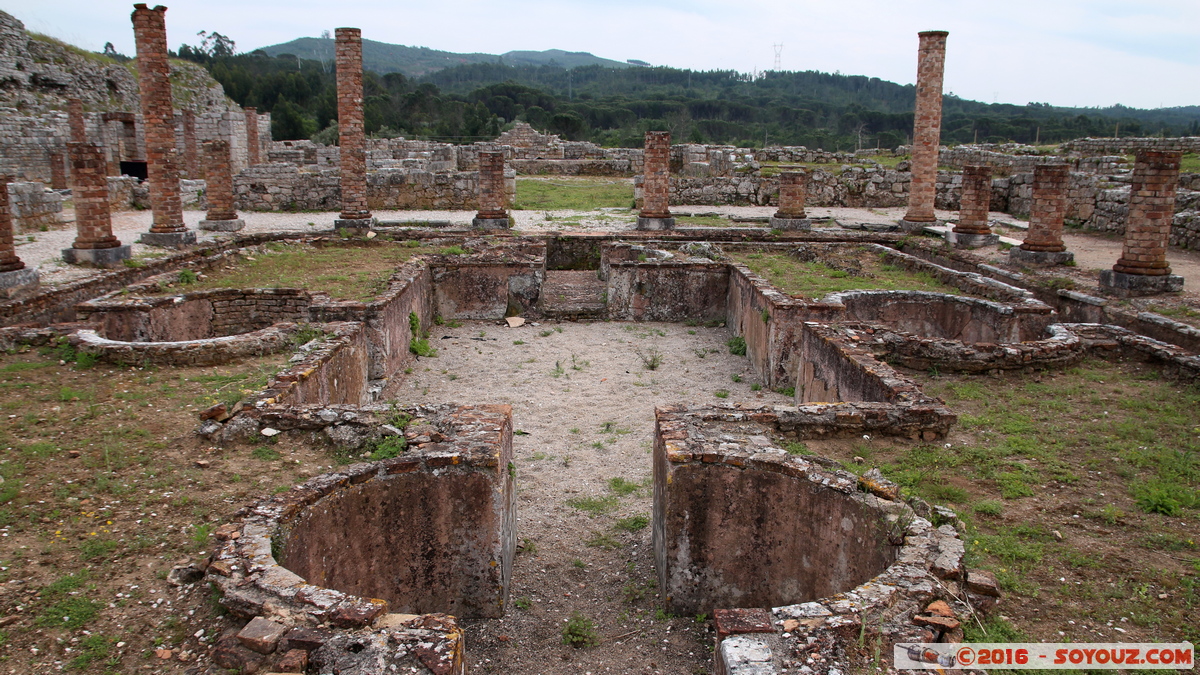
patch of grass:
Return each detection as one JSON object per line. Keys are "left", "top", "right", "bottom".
{"left": 251, "top": 446, "right": 280, "bottom": 461}
{"left": 69, "top": 633, "right": 115, "bottom": 670}
{"left": 607, "top": 477, "right": 643, "bottom": 496}
{"left": 513, "top": 596, "right": 532, "bottom": 610}
{"left": 730, "top": 248, "right": 963, "bottom": 299}
{"left": 566, "top": 494, "right": 619, "bottom": 516}
{"left": 439, "top": 245, "right": 469, "bottom": 256}
{"left": 38, "top": 596, "right": 103, "bottom": 630}
{"left": 410, "top": 338, "right": 437, "bottom": 357}
{"left": 144, "top": 243, "right": 424, "bottom": 301}
{"left": 585, "top": 531, "right": 622, "bottom": 549}
{"left": 973, "top": 500, "right": 1003, "bottom": 516}
{"left": 78, "top": 538, "right": 118, "bottom": 561}
{"left": 562, "top": 612, "right": 600, "bottom": 648}
{"left": 614, "top": 514, "right": 649, "bottom": 532}
{"left": 784, "top": 441, "right": 810, "bottom": 456}
{"left": 635, "top": 346, "right": 663, "bottom": 370}
{"left": 514, "top": 177, "right": 633, "bottom": 210}
{"left": 714, "top": 389, "right": 730, "bottom": 398}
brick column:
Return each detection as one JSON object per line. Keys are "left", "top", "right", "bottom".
{"left": 334, "top": 27, "right": 373, "bottom": 232}
{"left": 244, "top": 107, "right": 261, "bottom": 167}
{"left": 472, "top": 150, "right": 510, "bottom": 229}
{"left": 62, "top": 143, "right": 131, "bottom": 267}
{"left": 67, "top": 98, "right": 86, "bottom": 143}
{"left": 198, "top": 140, "right": 244, "bottom": 232}
{"left": 1100, "top": 151, "right": 1184, "bottom": 296}
{"left": 637, "top": 130, "right": 674, "bottom": 230}
{"left": 950, "top": 165, "right": 998, "bottom": 248}
{"left": 49, "top": 152, "right": 68, "bottom": 190}
{"left": 1010, "top": 164, "right": 1074, "bottom": 265}
{"left": 182, "top": 109, "right": 200, "bottom": 179}
{"left": 901, "top": 30, "right": 948, "bottom": 230}
{"left": 770, "top": 171, "right": 811, "bottom": 230}
{"left": 131, "top": 4, "right": 195, "bottom": 247}
{"left": 0, "top": 177, "right": 36, "bottom": 298}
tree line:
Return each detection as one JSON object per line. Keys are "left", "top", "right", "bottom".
{"left": 172, "top": 40, "right": 1200, "bottom": 150}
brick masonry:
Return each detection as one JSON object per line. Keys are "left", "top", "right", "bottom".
{"left": 203, "top": 140, "right": 237, "bottom": 221}
{"left": 67, "top": 98, "right": 85, "bottom": 143}
{"left": 774, "top": 171, "right": 808, "bottom": 219}
{"left": 954, "top": 165, "right": 993, "bottom": 235}
{"left": 131, "top": 4, "right": 186, "bottom": 234}
{"left": 640, "top": 131, "right": 672, "bottom": 219}
{"left": 474, "top": 150, "right": 508, "bottom": 220}
{"left": 244, "top": 107, "right": 260, "bottom": 166}
{"left": 0, "top": 176, "right": 25, "bottom": 273}
{"left": 335, "top": 28, "right": 370, "bottom": 221}
{"left": 67, "top": 143, "right": 121, "bottom": 250}
{"left": 1113, "top": 151, "right": 1182, "bottom": 276}
{"left": 1019, "top": 164, "right": 1070, "bottom": 252}
{"left": 903, "top": 31, "right": 948, "bottom": 224}
{"left": 182, "top": 109, "right": 200, "bottom": 179}
{"left": 48, "top": 152, "right": 67, "bottom": 190}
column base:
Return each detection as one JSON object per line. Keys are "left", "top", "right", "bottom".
{"left": 334, "top": 217, "right": 375, "bottom": 236}
{"left": 0, "top": 267, "right": 38, "bottom": 300}
{"left": 769, "top": 216, "right": 811, "bottom": 231}
{"left": 1098, "top": 269, "right": 1183, "bottom": 298}
{"left": 139, "top": 230, "right": 197, "bottom": 248}
{"left": 898, "top": 218, "right": 937, "bottom": 232}
{"left": 199, "top": 218, "right": 245, "bottom": 232}
{"left": 471, "top": 217, "right": 512, "bottom": 230}
{"left": 636, "top": 216, "right": 675, "bottom": 231}
{"left": 946, "top": 231, "right": 999, "bottom": 249}
{"left": 1009, "top": 247, "right": 1074, "bottom": 266}
{"left": 62, "top": 245, "right": 132, "bottom": 268}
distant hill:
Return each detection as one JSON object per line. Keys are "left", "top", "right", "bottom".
{"left": 257, "top": 38, "right": 627, "bottom": 77}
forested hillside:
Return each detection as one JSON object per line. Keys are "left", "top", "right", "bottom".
{"left": 178, "top": 41, "right": 1200, "bottom": 149}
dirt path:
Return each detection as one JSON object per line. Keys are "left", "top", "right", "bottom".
{"left": 407, "top": 319, "right": 792, "bottom": 675}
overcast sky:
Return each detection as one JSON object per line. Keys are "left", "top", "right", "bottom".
{"left": 6, "top": 0, "right": 1198, "bottom": 109}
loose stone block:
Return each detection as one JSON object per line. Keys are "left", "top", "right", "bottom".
{"left": 237, "top": 616, "right": 287, "bottom": 654}
{"left": 638, "top": 131, "right": 674, "bottom": 230}
{"left": 131, "top": 3, "right": 193, "bottom": 246}
{"left": 901, "top": 31, "right": 949, "bottom": 229}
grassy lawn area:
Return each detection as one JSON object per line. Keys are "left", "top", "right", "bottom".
{"left": 155, "top": 241, "right": 440, "bottom": 301}
{"left": 807, "top": 358, "right": 1199, "bottom": 646}
{"left": 513, "top": 177, "right": 634, "bottom": 210}
{"left": 1182, "top": 153, "right": 1199, "bottom": 174}
{"left": 730, "top": 247, "right": 962, "bottom": 299}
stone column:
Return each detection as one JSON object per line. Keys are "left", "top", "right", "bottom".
{"left": 199, "top": 140, "right": 244, "bottom": 232}
{"left": 638, "top": 130, "right": 674, "bottom": 230}
{"left": 131, "top": 3, "right": 195, "bottom": 247}
{"left": 0, "top": 176, "right": 38, "bottom": 298}
{"left": 182, "top": 109, "right": 200, "bottom": 179}
{"left": 1010, "top": 163, "right": 1074, "bottom": 265}
{"left": 770, "top": 171, "right": 811, "bottom": 230}
{"left": 334, "top": 27, "right": 373, "bottom": 232}
{"left": 67, "top": 98, "right": 86, "bottom": 143}
{"left": 950, "top": 165, "right": 998, "bottom": 248}
{"left": 472, "top": 151, "right": 511, "bottom": 229}
{"left": 49, "top": 152, "right": 68, "bottom": 190}
{"left": 1099, "top": 151, "right": 1184, "bottom": 296}
{"left": 62, "top": 143, "right": 131, "bottom": 267}
{"left": 244, "top": 107, "right": 260, "bottom": 167}
{"left": 900, "top": 30, "right": 949, "bottom": 231}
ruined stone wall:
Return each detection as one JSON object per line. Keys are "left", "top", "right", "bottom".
{"left": 278, "top": 321, "right": 371, "bottom": 406}
{"left": 1061, "top": 137, "right": 1200, "bottom": 157}
{"left": 79, "top": 288, "right": 310, "bottom": 342}
{"left": 233, "top": 165, "right": 515, "bottom": 211}
{"left": 7, "top": 182, "right": 62, "bottom": 232}
{"left": 604, "top": 260, "right": 729, "bottom": 322}
{"left": 431, "top": 261, "right": 544, "bottom": 320}
{"left": 938, "top": 144, "right": 1046, "bottom": 174}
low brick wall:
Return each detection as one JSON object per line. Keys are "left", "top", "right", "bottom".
{"left": 68, "top": 321, "right": 301, "bottom": 367}
{"left": 605, "top": 259, "right": 729, "bottom": 322}
{"left": 654, "top": 405, "right": 962, "bottom": 615}
{"left": 79, "top": 288, "right": 310, "bottom": 341}
{"left": 430, "top": 246, "right": 545, "bottom": 320}
{"left": 254, "top": 322, "right": 371, "bottom": 407}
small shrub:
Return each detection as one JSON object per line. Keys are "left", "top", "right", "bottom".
{"left": 178, "top": 269, "right": 199, "bottom": 284}
{"left": 784, "top": 441, "right": 810, "bottom": 456}
{"left": 409, "top": 338, "right": 437, "bottom": 358}
{"left": 251, "top": 446, "right": 280, "bottom": 461}
{"left": 714, "top": 389, "right": 730, "bottom": 398}
{"left": 727, "top": 336, "right": 747, "bottom": 356}
{"left": 513, "top": 596, "right": 532, "bottom": 610}
{"left": 731, "top": 373, "right": 742, "bottom": 383}
{"left": 760, "top": 308, "right": 770, "bottom": 323}
{"left": 775, "top": 386, "right": 795, "bottom": 397}
{"left": 566, "top": 495, "right": 619, "bottom": 516}
{"left": 562, "top": 612, "right": 599, "bottom": 648}
{"left": 751, "top": 382, "right": 762, "bottom": 391}
{"left": 439, "top": 245, "right": 468, "bottom": 256}
{"left": 636, "top": 346, "right": 663, "bottom": 370}
{"left": 368, "top": 436, "right": 407, "bottom": 461}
